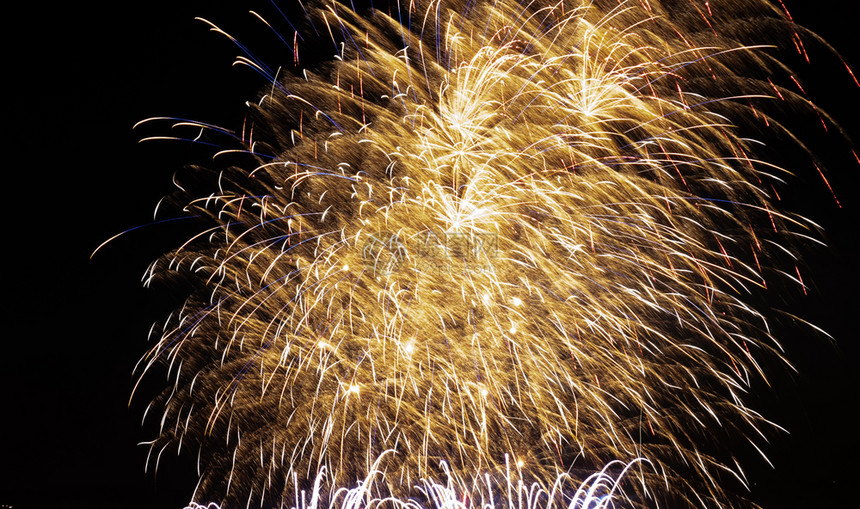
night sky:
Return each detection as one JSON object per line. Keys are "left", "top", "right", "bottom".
{"left": 5, "top": 1, "right": 858, "bottom": 508}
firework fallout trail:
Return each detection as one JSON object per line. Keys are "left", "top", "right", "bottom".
{"left": 122, "top": 1, "right": 852, "bottom": 507}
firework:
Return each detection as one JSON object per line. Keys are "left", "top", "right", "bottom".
{"left": 182, "top": 458, "right": 648, "bottom": 509}
{"left": 129, "top": 0, "right": 840, "bottom": 507}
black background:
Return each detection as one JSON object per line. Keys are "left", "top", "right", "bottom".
{"left": 5, "top": 1, "right": 858, "bottom": 508}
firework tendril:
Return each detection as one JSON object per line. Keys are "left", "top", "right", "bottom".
{"left": 130, "top": 1, "right": 846, "bottom": 507}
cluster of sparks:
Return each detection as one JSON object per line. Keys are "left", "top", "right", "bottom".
{"left": 126, "top": 0, "right": 846, "bottom": 507}
{"left": 182, "top": 458, "right": 646, "bottom": 509}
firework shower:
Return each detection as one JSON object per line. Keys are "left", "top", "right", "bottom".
{"left": 112, "top": 1, "right": 857, "bottom": 507}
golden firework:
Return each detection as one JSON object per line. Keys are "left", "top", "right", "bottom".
{"left": 131, "top": 1, "right": 841, "bottom": 507}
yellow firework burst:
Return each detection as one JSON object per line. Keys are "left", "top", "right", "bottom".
{"left": 128, "top": 1, "right": 845, "bottom": 507}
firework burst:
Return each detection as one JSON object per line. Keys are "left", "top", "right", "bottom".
{"left": 126, "top": 1, "right": 845, "bottom": 507}
{"left": 182, "top": 458, "right": 648, "bottom": 509}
